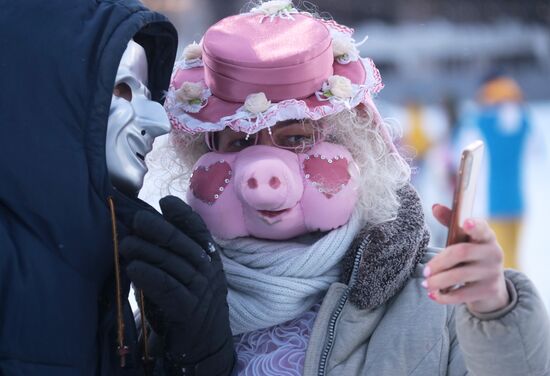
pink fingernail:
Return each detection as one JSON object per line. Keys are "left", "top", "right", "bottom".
{"left": 423, "top": 266, "right": 431, "bottom": 278}
{"left": 464, "top": 219, "right": 475, "bottom": 231}
{"left": 428, "top": 292, "right": 436, "bottom": 301}
{"left": 421, "top": 280, "right": 428, "bottom": 289}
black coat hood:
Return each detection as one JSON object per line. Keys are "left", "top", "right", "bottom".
{"left": 0, "top": 0, "right": 177, "bottom": 374}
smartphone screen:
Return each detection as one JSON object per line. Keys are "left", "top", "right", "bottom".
{"left": 446, "top": 140, "right": 484, "bottom": 246}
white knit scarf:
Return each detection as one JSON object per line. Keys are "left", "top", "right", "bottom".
{"left": 217, "top": 212, "right": 362, "bottom": 335}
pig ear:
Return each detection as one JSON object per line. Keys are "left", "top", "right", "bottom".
{"left": 303, "top": 155, "right": 351, "bottom": 198}
{"left": 190, "top": 161, "right": 232, "bottom": 205}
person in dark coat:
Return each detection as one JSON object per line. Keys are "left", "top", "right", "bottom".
{"left": 0, "top": 1, "right": 182, "bottom": 374}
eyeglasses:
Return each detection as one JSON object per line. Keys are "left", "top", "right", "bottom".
{"left": 206, "top": 120, "right": 324, "bottom": 153}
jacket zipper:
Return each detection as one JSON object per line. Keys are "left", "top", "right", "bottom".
{"left": 317, "top": 235, "right": 371, "bottom": 376}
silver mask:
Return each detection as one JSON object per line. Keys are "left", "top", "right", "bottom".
{"left": 106, "top": 40, "right": 171, "bottom": 195}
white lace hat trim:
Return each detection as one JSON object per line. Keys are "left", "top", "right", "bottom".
{"left": 165, "top": 58, "right": 383, "bottom": 135}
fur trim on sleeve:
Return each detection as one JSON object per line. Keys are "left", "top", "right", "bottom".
{"left": 341, "top": 183, "right": 431, "bottom": 309}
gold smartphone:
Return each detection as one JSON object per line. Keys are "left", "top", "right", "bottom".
{"left": 446, "top": 140, "right": 484, "bottom": 246}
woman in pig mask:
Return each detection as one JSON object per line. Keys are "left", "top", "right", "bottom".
{"left": 121, "top": 2, "right": 550, "bottom": 375}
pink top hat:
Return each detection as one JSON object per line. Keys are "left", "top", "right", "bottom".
{"left": 165, "top": 0, "right": 384, "bottom": 135}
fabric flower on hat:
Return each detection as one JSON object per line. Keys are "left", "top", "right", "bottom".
{"left": 177, "top": 42, "right": 204, "bottom": 69}
{"left": 243, "top": 92, "right": 272, "bottom": 115}
{"left": 315, "top": 75, "right": 358, "bottom": 109}
{"left": 219, "top": 92, "right": 275, "bottom": 132}
{"left": 250, "top": 0, "right": 298, "bottom": 22}
{"left": 183, "top": 42, "right": 202, "bottom": 60}
{"left": 330, "top": 29, "right": 367, "bottom": 65}
{"left": 174, "top": 81, "right": 211, "bottom": 113}
{"left": 321, "top": 75, "right": 353, "bottom": 99}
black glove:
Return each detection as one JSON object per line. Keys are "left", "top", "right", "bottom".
{"left": 120, "top": 196, "right": 234, "bottom": 376}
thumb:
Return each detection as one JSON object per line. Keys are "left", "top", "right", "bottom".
{"left": 432, "top": 203, "right": 452, "bottom": 228}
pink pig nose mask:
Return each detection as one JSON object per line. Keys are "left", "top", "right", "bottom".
{"left": 186, "top": 140, "right": 360, "bottom": 240}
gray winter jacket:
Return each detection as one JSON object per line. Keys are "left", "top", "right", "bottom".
{"left": 302, "top": 185, "right": 550, "bottom": 376}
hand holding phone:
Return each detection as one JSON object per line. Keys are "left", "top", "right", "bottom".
{"left": 426, "top": 141, "right": 508, "bottom": 310}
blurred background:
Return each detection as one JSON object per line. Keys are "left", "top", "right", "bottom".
{"left": 140, "top": 0, "right": 550, "bottom": 310}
